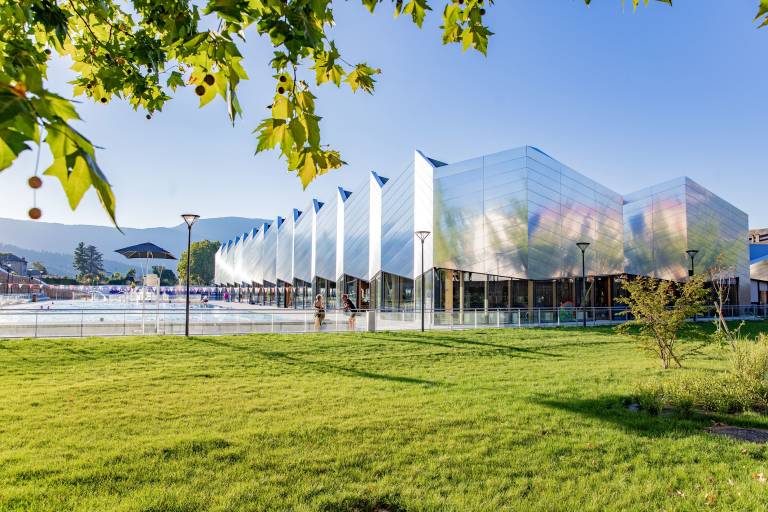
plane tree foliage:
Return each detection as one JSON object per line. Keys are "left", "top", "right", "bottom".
{"left": 1, "top": 0, "right": 766, "bottom": 227}
{"left": 177, "top": 239, "right": 220, "bottom": 286}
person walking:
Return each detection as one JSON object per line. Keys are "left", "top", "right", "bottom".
{"left": 342, "top": 293, "right": 357, "bottom": 331}
{"left": 314, "top": 294, "right": 325, "bottom": 331}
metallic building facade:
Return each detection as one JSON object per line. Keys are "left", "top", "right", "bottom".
{"left": 433, "top": 147, "right": 624, "bottom": 280}
{"left": 214, "top": 146, "right": 751, "bottom": 309}
{"left": 624, "top": 177, "right": 750, "bottom": 304}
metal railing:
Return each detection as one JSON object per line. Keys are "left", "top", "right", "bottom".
{"left": 0, "top": 304, "right": 766, "bottom": 339}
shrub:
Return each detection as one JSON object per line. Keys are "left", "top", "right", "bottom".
{"left": 616, "top": 275, "right": 708, "bottom": 369}
{"left": 729, "top": 334, "right": 768, "bottom": 383}
{"left": 636, "top": 368, "right": 768, "bottom": 415}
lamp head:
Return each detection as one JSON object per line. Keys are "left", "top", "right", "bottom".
{"left": 686, "top": 249, "right": 699, "bottom": 258}
{"left": 181, "top": 214, "right": 200, "bottom": 228}
{"left": 415, "top": 230, "right": 431, "bottom": 242}
{"left": 576, "top": 242, "right": 590, "bottom": 252}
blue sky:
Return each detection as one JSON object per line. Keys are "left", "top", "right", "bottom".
{"left": 1, "top": 0, "right": 766, "bottom": 228}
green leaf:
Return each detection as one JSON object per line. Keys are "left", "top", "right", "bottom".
{"left": 0, "top": 129, "right": 31, "bottom": 171}
{"left": 757, "top": 0, "right": 768, "bottom": 28}
{"left": 289, "top": 117, "right": 306, "bottom": 147}
{"left": 43, "top": 154, "right": 92, "bottom": 210}
{"left": 271, "top": 94, "right": 292, "bottom": 119}
{"left": 42, "top": 121, "right": 118, "bottom": 227}
{"left": 402, "top": 0, "right": 431, "bottom": 28}
{"left": 167, "top": 71, "right": 185, "bottom": 91}
{"left": 255, "top": 118, "right": 287, "bottom": 152}
{"left": 345, "top": 64, "right": 378, "bottom": 94}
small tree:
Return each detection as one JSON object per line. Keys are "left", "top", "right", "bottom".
{"left": 616, "top": 275, "right": 708, "bottom": 369}
{"left": 152, "top": 266, "right": 179, "bottom": 286}
{"left": 707, "top": 252, "right": 742, "bottom": 343}
{"left": 178, "top": 240, "right": 221, "bottom": 285}
{"left": 73, "top": 242, "right": 104, "bottom": 279}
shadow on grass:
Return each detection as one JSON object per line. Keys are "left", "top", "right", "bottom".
{"left": 317, "top": 494, "right": 407, "bottom": 512}
{"left": 535, "top": 395, "right": 768, "bottom": 437}
{"left": 373, "top": 331, "right": 564, "bottom": 359}
{"left": 192, "top": 337, "right": 441, "bottom": 386}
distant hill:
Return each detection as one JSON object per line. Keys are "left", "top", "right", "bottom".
{"left": 0, "top": 216, "right": 266, "bottom": 277}
{"left": 0, "top": 243, "right": 136, "bottom": 276}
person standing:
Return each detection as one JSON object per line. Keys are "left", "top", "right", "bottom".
{"left": 342, "top": 293, "right": 357, "bottom": 331}
{"left": 314, "top": 294, "right": 325, "bottom": 331}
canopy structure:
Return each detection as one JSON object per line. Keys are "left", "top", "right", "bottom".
{"left": 115, "top": 243, "right": 176, "bottom": 260}
{"left": 115, "top": 243, "right": 176, "bottom": 333}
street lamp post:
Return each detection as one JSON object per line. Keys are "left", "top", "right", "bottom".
{"left": 686, "top": 249, "right": 699, "bottom": 277}
{"left": 576, "top": 242, "right": 591, "bottom": 328}
{"left": 181, "top": 214, "right": 200, "bottom": 337}
{"left": 415, "top": 230, "right": 431, "bottom": 332}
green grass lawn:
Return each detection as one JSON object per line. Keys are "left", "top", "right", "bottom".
{"left": 3, "top": 325, "right": 768, "bottom": 511}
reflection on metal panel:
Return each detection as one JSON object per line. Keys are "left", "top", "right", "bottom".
{"left": 684, "top": 178, "right": 750, "bottom": 303}
{"left": 753, "top": 261, "right": 768, "bottom": 282}
{"left": 434, "top": 156, "right": 485, "bottom": 274}
{"left": 433, "top": 146, "right": 624, "bottom": 279}
{"left": 242, "top": 228, "right": 259, "bottom": 284}
{"left": 294, "top": 200, "right": 321, "bottom": 283}
{"left": 315, "top": 190, "right": 340, "bottom": 280}
{"left": 413, "top": 151, "right": 436, "bottom": 279}
{"left": 252, "top": 223, "right": 267, "bottom": 285}
{"left": 262, "top": 220, "right": 278, "bottom": 284}
{"left": 342, "top": 172, "right": 386, "bottom": 282}
{"left": 343, "top": 176, "right": 371, "bottom": 281}
{"left": 277, "top": 209, "right": 300, "bottom": 283}
{"left": 235, "top": 232, "right": 249, "bottom": 283}
{"left": 624, "top": 177, "right": 749, "bottom": 302}
{"left": 382, "top": 164, "right": 415, "bottom": 278}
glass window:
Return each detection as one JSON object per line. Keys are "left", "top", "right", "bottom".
{"left": 533, "top": 281, "right": 554, "bottom": 308}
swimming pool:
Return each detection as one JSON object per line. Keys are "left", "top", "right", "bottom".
{"left": 0, "top": 299, "right": 367, "bottom": 337}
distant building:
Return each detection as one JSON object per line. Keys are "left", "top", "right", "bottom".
{"left": 0, "top": 253, "right": 27, "bottom": 276}
{"left": 750, "top": 228, "right": 768, "bottom": 244}
{"left": 751, "top": 244, "right": 768, "bottom": 305}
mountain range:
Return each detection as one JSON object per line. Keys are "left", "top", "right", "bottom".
{"left": 0, "top": 217, "right": 266, "bottom": 277}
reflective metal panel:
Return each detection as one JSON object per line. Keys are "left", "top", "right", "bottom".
{"left": 434, "top": 156, "right": 485, "bottom": 275}
{"left": 753, "top": 261, "right": 768, "bottom": 282}
{"left": 684, "top": 178, "right": 750, "bottom": 304}
{"left": 382, "top": 164, "right": 415, "bottom": 278}
{"left": 251, "top": 223, "right": 267, "bottom": 285}
{"left": 342, "top": 172, "right": 386, "bottom": 282}
{"left": 315, "top": 189, "right": 342, "bottom": 281}
{"left": 413, "top": 151, "right": 436, "bottom": 279}
{"left": 434, "top": 146, "right": 623, "bottom": 280}
{"left": 262, "top": 220, "right": 278, "bottom": 284}
{"left": 241, "top": 227, "right": 258, "bottom": 284}
{"left": 623, "top": 177, "right": 749, "bottom": 302}
{"left": 342, "top": 176, "right": 370, "bottom": 281}
{"left": 379, "top": 151, "right": 437, "bottom": 280}
{"left": 277, "top": 209, "right": 300, "bottom": 283}
{"left": 526, "top": 148, "right": 624, "bottom": 279}
{"left": 294, "top": 200, "right": 321, "bottom": 283}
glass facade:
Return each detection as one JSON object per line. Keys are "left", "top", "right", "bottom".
{"left": 215, "top": 146, "right": 751, "bottom": 310}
